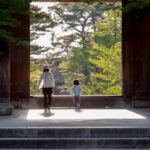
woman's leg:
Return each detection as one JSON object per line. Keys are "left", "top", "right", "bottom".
{"left": 43, "top": 88, "right": 48, "bottom": 111}
{"left": 47, "top": 88, "right": 53, "bottom": 110}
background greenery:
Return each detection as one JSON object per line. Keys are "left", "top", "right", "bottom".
{"left": 30, "top": 2, "right": 122, "bottom": 95}
{"left": 1, "top": 0, "right": 149, "bottom": 95}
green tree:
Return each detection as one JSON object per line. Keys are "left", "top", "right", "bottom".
{"left": 49, "top": 2, "right": 112, "bottom": 53}
{"left": 0, "top": 0, "right": 29, "bottom": 44}
{"left": 89, "top": 42, "right": 121, "bottom": 95}
{"left": 60, "top": 5, "right": 121, "bottom": 95}
{"left": 46, "top": 2, "right": 116, "bottom": 94}
{"left": 87, "top": 8, "right": 122, "bottom": 95}
{"left": 30, "top": 61, "right": 42, "bottom": 95}
{"left": 30, "top": 2, "right": 122, "bottom": 95}
{"left": 30, "top": 4, "right": 57, "bottom": 54}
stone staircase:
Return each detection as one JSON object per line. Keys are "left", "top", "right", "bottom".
{"left": 0, "top": 127, "right": 150, "bottom": 149}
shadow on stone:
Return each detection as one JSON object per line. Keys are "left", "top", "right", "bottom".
{"left": 40, "top": 111, "right": 55, "bottom": 117}
{"left": 0, "top": 98, "right": 14, "bottom": 116}
{"left": 75, "top": 108, "right": 82, "bottom": 113}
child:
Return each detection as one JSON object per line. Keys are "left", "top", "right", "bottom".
{"left": 71, "top": 80, "right": 81, "bottom": 109}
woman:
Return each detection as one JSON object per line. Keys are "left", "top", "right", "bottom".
{"left": 37, "top": 65, "right": 55, "bottom": 113}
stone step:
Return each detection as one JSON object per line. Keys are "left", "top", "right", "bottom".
{"left": 0, "top": 137, "right": 150, "bottom": 148}
{"left": 0, "top": 128, "right": 150, "bottom": 138}
{"left": 1, "top": 128, "right": 150, "bottom": 149}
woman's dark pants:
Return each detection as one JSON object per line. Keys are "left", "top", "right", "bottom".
{"left": 42, "top": 88, "right": 53, "bottom": 110}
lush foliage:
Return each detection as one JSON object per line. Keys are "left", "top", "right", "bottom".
{"left": 58, "top": 6, "right": 122, "bottom": 95}
{"left": 88, "top": 8, "right": 122, "bottom": 94}
{"left": 1, "top": 0, "right": 150, "bottom": 95}
{"left": 0, "top": 0, "right": 29, "bottom": 44}
{"left": 30, "top": 61, "right": 42, "bottom": 95}
{"left": 31, "top": 2, "right": 122, "bottom": 95}
{"left": 30, "top": 4, "right": 57, "bottom": 54}
{"left": 1, "top": 0, "right": 150, "bottom": 44}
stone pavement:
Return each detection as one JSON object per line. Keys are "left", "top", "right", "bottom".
{"left": 0, "top": 108, "right": 150, "bottom": 128}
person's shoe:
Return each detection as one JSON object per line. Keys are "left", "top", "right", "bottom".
{"left": 44, "top": 109, "right": 47, "bottom": 113}
{"left": 48, "top": 107, "right": 50, "bottom": 113}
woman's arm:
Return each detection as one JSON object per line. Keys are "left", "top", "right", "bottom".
{"left": 37, "top": 74, "right": 43, "bottom": 89}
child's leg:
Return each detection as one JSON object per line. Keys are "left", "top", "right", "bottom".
{"left": 76, "top": 96, "right": 80, "bottom": 108}
{"left": 73, "top": 96, "right": 75, "bottom": 105}
{"left": 74, "top": 96, "right": 80, "bottom": 108}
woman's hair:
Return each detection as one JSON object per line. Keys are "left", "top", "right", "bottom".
{"left": 43, "top": 68, "right": 49, "bottom": 72}
{"left": 73, "top": 80, "right": 79, "bottom": 85}
{"left": 43, "top": 65, "right": 50, "bottom": 72}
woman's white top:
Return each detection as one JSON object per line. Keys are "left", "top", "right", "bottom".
{"left": 37, "top": 71, "right": 55, "bottom": 89}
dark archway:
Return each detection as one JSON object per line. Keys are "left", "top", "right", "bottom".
{"left": 0, "top": 0, "right": 150, "bottom": 107}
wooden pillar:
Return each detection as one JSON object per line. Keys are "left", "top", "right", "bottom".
{"left": 134, "top": 7, "right": 150, "bottom": 97}
{"left": 9, "top": 12, "right": 30, "bottom": 99}
{"left": 122, "top": 3, "right": 137, "bottom": 97}
{"left": 122, "top": 1, "right": 150, "bottom": 104}
{"left": 0, "top": 41, "right": 10, "bottom": 99}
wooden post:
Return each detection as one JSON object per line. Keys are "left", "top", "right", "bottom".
{"left": 0, "top": 41, "right": 10, "bottom": 99}
{"left": 122, "top": 1, "right": 150, "bottom": 106}
{"left": 9, "top": 12, "right": 30, "bottom": 100}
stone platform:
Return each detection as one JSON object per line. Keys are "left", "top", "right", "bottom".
{"left": 0, "top": 108, "right": 150, "bottom": 128}
{"left": 1, "top": 109, "right": 150, "bottom": 149}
